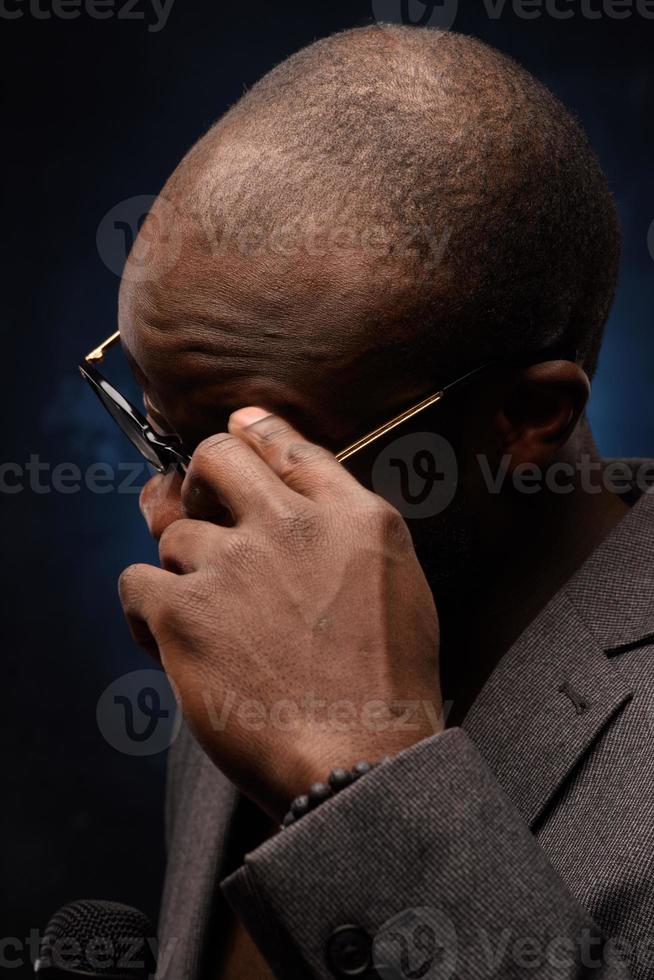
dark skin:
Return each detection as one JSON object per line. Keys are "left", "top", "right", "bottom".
{"left": 120, "top": 243, "right": 628, "bottom": 721}
{"left": 112, "top": 21, "right": 626, "bottom": 972}
{"left": 118, "top": 232, "right": 629, "bottom": 980}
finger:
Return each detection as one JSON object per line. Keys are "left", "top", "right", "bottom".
{"left": 228, "top": 407, "right": 360, "bottom": 501}
{"left": 158, "top": 518, "right": 228, "bottom": 574}
{"left": 140, "top": 469, "right": 184, "bottom": 542}
{"left": 118, "top": 562, "right": 175, "bottom": 658}
{"left": 182, "top": 431, "right": 294, "bottom": 523}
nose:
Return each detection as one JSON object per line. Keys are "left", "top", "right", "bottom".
{"left": 139, "top": 470, "right": 185, "bottom": 541}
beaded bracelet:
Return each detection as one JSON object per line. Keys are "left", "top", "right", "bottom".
{"left": 281, "top": 757, "right": 391, "bottom": 828}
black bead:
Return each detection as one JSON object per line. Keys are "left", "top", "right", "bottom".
{"left": 328, "top": 767, "right": 352, "bottom": 791}
{"left": 351, "top": 761, "right": 373, "bottom": 780}
{"left": 290, "top": 794, "right": 310, "bottom": 818}
{"left": 281, "top": 759, "right": 387, "bottom": 830}
{"left": 308, "top": 782, "right": 332, "bottom": 807}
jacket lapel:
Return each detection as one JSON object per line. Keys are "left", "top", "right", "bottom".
{"left": 464, "top": 486, "right": 654, "bottom": 829}
{"left": 462, "top": 592, "right": 633, "bottom": 828}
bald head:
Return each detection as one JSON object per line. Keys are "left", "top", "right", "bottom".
{"left": 119, "top": 24, "right": 620, "bottom": 450}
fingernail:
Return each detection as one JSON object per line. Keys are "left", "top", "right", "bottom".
{"left": 229, "top": 406, "right": 272, "bottom": 430}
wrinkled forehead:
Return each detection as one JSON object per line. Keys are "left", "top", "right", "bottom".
{"left": 121, "top": 247, "right": 375, "bottom": 392}
{"left": 117, "top": 227, "right": 430, "bottom": 446}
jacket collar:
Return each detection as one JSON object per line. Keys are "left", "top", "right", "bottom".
{"left": 463, "top": 485, "right": 654, "bottom": 829}
{"left": 565, "top": 484, "right": 654, "bottom": 652}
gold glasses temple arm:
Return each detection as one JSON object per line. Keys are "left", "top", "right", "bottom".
{"left": 85, "top": 330, "right": 121, "bottom": 364}
{"left": 334, "top": 358, "right": 499, "bottom": 464}
{"left": 335, "top": 390, "right": 445, "bottom": 463}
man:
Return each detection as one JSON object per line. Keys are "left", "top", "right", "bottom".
{"left": 114, "top": 24, "right": 653, "bottom": 980}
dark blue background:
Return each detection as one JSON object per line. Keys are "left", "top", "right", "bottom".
{"left": 2, "top": 0, "right": 653, "bottom": 970}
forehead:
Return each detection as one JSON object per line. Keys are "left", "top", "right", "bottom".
{"left": 117, "top": 239, "right": 423, "bottom": 447}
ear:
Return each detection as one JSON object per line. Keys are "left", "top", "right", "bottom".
{"left": 495, "top": 360, "right": 590, "bottom": 471}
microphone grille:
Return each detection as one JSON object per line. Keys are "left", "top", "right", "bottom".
{"left": 37, "top": 899, "right": 156, "bottom": 979}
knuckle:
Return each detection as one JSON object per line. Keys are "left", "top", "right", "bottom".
{"left": 380, "top": 506, "right": 412, "bottom": 548}
{"left": 248, "top": 417, "right": 292, "bottom": 445}
{"left": 279, "top": 440, "right": 327, "bottom": 473}
{"left": 287, "top": 441, "right": 327, "bottom": 465}
{"left": 192, "top": 433, "right": 240, "bottom": 471}
{"left": 358, "top": 497, "right": 410, "bottom": 545}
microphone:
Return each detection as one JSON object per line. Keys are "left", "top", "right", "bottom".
{"left": 34, "top": 900, "right": 156, "bottom": 979}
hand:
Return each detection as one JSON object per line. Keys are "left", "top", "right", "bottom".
{"left": 120, "top": 409, "right": 443, "bottom": 822}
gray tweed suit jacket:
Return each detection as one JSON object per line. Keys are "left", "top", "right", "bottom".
{"left": 157, "top": 483, "right": 654, "bottom": 979}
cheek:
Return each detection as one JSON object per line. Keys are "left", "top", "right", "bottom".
{"left": 139, "top": 471, "right": 185, "bottom": 541}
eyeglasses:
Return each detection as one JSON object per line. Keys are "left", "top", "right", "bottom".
{"left": 80, "top": 331, "right": 578, "bottom": 473}
{"left": 80, "top": 331, "right": 192, "bottom": 474}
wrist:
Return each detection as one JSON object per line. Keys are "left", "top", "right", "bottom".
{"left": 251, "top": 699, "right": 445, "bottom": 822}
{"left": 277, "top": 727, "right": 444, "bottom": 819}
{"left": 282, "top": 758, "right": 392, "bottom": 828}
